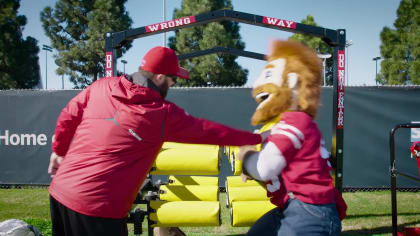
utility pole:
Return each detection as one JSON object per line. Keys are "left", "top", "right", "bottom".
{"left": 317, "top": 53, "right": 332, "bottom": 86}
{"left": 373, "top": 56, "right": 381, "bottom": 85}
{"left": 42, "top": 45, "right": 52, "bottom": 89}
{"left": 345, "top": 40, "right": 353, "bottom": 86}
{"left": 121, "top": 60, "right": 127, "bottom": 74}
{"left": 163, "top": 0, "right": 166, "bottom": 46}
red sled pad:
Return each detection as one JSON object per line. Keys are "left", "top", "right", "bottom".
{"left": 398, "top": 227, "right": 420, "bottom": 236}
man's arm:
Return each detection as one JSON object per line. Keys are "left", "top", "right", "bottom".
{"left": 163, "top": 104, "right": 261, "bottom": 146}
{"left": 52, "top": 87, "right": 91, "bottom": 156}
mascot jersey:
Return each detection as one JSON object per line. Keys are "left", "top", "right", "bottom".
{"left": 262, "top": 111, "right": 347, "bottom": 220}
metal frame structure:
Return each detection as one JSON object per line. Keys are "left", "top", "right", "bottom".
{"left": 105, "top": 10, "right": 347, "bottom": 192}
{"left": 105, "top": 10, "right": 346, "bottom": 235}
{"left": 389, "top": 123, "right": 420, "bottom": 236}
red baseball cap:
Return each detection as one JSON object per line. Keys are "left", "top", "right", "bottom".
{"left": 140, "top": 46, "right": 189, "bottom": 79}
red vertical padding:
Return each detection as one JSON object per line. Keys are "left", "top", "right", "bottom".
{"left": 336, "top": 50, "right": 345, "bottom": 129}
{"left": 105, "top": 51, "right": 113, "bottom": 78}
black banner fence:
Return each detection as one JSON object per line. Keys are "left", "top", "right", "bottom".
{"left": 0, "top": 86, "right": 419, "bottom": 188}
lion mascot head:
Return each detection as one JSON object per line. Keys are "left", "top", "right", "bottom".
{"left": 251, "top": 40, "right": 322, "bottom": 125}
{"left": 235, "top": 41, "right": 348, "bottom": 230}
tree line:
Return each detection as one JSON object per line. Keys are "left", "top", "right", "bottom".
{"left": 0, "top": 0, "right": 418, "bottom": 89}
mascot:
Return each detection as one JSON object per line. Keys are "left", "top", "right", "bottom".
{"left": 238, "top": 40, "right": 347, "bottom": 236}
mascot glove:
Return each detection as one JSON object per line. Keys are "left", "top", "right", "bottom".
{"left": 260, "top": 130, "right": 271, "bottom": 142}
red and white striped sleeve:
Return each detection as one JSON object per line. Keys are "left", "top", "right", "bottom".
{"left": 266, "top": 112, "right": 310, "bottom": 162}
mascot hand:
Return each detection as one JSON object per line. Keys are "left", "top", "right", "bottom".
{"left": 259, "top": 130, "right": 271, "bottom": 142}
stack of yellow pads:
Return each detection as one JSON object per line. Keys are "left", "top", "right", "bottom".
{"left": 148, "top": 143, "right": 276, "bottom": 227}
{"left": 224, "top": 147, "right": 276, "bottom": 227}
{"left": 149, "top": 142, "right": 221, "bottom": 227}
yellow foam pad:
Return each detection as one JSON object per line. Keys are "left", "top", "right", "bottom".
{"left": 233, "top": 156, "right": 242, "bottom": 176}
{"left": 159, "top": 185, "right": 219, "bottom": 201}
{"left": 230, "top": 201, "right": 277, "bottom": 227}
{"left": 149, "top": 201, "right": 220, "bottom": 227}
{"left": 150, "top": 143, "right": 220, "bottom": 175}
{"left": 168, "top": 176, "right": 218, "bottom": 186}
{"left": 226, "top": 176, "right": 263, "bottom": 188}
{"left": 226, "top": 186, "right": 268, "bottom": 207}
{"left": 162, "top": 142, "right": 218, "bottom": 149}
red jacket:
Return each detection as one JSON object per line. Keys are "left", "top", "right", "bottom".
{"left": 49, "top": 76, "right": 261, "bottom": 218}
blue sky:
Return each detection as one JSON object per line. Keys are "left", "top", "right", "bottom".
{"left": 19, "top": 0, "right": 401, "bottom": 89}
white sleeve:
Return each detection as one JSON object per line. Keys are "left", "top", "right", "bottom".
{"left": 243, "top": 141, "right": 287, "bottom": 182}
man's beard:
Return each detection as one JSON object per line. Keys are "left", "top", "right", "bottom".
{"left": 158, "top": 79, "right": 170, "bottom": 98}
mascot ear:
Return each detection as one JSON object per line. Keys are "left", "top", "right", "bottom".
{"left": 287, "top": 73, "right": 299, "bottom": 89}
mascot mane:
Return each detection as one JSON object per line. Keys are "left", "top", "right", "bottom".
{"left": 251, "top": 40, "right": 322, "bottom": 125}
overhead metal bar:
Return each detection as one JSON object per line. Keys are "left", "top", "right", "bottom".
{"left": 177, "top": 47, "right": 266, "bottom": 61}
{"left": 106, "top": 9, "right": 341, "bottom": 51}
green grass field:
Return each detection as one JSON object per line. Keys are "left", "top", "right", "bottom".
{"left": 0, "top": 188, "right": 419, "bottom": 236}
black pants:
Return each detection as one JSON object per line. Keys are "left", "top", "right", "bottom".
{"left": 50, "top": 195, "right": 128, "bottom": 236}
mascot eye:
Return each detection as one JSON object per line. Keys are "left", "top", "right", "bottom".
{"left": 265, "top": 70, "right": 272, "bottom": 78}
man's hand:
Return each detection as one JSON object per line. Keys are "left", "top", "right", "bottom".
{"left": 240, "top": 173, "right": 253, "bottom": 182}
{"left": 237, "top": 145, "right": 257, "bottom": 182}
{"left": 48, "top": 152, "right": 63, "bottom": 178}
{"left": 237, "top": 145, "right": 256, "bottom": 162}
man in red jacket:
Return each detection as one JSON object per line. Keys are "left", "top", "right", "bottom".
{"left": 47, "top": 46, "right": 262, "bottom": 236}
